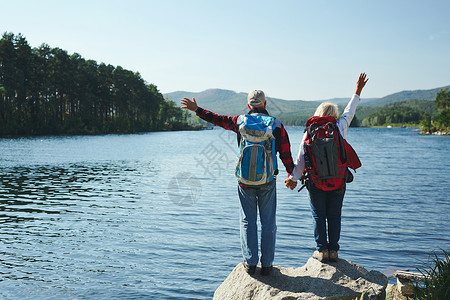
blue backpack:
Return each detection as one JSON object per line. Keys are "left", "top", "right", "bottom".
{"left": 235, "top": 115, "right": 278, "bottom": 185}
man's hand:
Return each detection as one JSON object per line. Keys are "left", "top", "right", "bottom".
{"left": 180, "top": 97, "right": 198, "bottom": 112}
{"left": 355, "top": 73, "right": 369, "bottom": 96}
{"left": 284, "top": 177, "right": 297, "bottom": 190}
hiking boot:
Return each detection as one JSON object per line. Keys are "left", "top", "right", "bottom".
{"left": 260, "top": 266, "right": 273, "bottom": 276}
{"left": 243, "top": 262, "right": 256, "bottom": 275}
{"left": 329, "top": 250, "right": 338, "bottom": 262}
{"left": 312, "top": 250, "right": 329, "bottom": 262}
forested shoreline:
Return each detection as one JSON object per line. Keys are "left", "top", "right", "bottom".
{"left": 419, "top": 88, "right": 450, "bottom": 134}
{"left": 358, "top": 100, "right": 436, "bottom": 127}
{"left": 357, "top": 89, "right": 449, "bottom": 133}
{"left": 2, "top": 32, "right": 447, "bottom": 136}
{"left": 0, "top": 33, "right": 189, "bottom": 136}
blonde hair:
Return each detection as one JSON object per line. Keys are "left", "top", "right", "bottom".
{"left": 314, "top": 102, "right": 339, "bottom": 119}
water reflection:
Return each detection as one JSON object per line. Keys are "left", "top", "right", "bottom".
{"left": 0, "top": 161, "right": 149, "bottom": 225}
{"left": 0, "top": 129, "right": 448, "bottom": 299}
{"left": 0, "top": 159, "right": 158, "bottom": 297}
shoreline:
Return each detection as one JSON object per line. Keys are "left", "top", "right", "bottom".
{"left": 420, "top": 130, "right": 450, "bottom": 135}
{"left": 0, "top": 125, "right": 205, "bottom": 139}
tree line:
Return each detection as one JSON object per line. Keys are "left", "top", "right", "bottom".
{"left": 359, "top": 99, "right": 437, "bottom": 127}
{"left": 0, "top": 32, "right": 188, "bottom": 136}
{"left": 420, "top": 88, "right": 450, "bottom": 134}
{"left": 358, "top": 90, "right": 449, "bottom": 132}
{"left": 360, "top": 105, "right": 427, "bottom": 127}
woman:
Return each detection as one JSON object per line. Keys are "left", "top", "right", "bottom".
{"left": 285, "top": 73, "right": 368, "bottom": 262}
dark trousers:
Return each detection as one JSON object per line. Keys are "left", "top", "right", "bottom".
{"left": 308, "top": 184, "right": 345, "bottom": 251}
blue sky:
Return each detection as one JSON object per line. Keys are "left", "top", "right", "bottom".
{"left": 2, "top": 0, "right": 449, "bottom": 100}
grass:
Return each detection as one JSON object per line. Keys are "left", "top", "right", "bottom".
{"left": 414, "top": 249, "right": 450, "bottom": 299}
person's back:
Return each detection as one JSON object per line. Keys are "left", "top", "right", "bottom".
{"left": 181, "top": 90, "right": 294, "bottom": 275}
{"left": 285, "top": 73, "right": 368, "bottom": 263}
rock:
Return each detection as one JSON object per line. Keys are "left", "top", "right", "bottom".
{"left": 385, "top": 283, "right": 395, "bottom": 299}
{"left": 385, "top": 283, "right": 411, "bottom": 300}
{"left": 214, "top": 258, "right": 387, "bottom": 300}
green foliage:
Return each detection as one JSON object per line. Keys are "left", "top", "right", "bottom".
{"left": 414, "top": 249, "right": 450, "bottom": 299}
{"left": 419, "top": 88, "right": 450, "bottom": 134}
{"left": 278, "top": 99, "right": 438, "bottom": 128}
{"left": 360, "top": 100, "right": 436, "bottom": 127}
{"left": 435, "top": 88, "right": 450, "bottom": 111}
{"left": 0, "top": 32, "right": 188, "bottom": 136}
{"left": 433, "top": 110, "right": 450, "bottom": 131}
{"left": 276, "top": 113, "right": 310, "bottom": 126}
{"left": 419, "top": 115, "right": 434, "bottom": 134}
{"left": 361, "top": 107, "right": 421, "bottom": 126}
{"left": 167, "top": 88, "right": 448, "bottom": 128}
{"left": 159, "top": 97, "right": 188, "bottom": 130}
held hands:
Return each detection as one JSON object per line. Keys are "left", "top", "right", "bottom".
{"left": 355, "top": 73, "right": 369, "bottom": 96}
{"left": 284, "top": 177, "right": 297, "bottom": 190}
{"left": 180, "top": 97, "right": 198, "bottom": 112}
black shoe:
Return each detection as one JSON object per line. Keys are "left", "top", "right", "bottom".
{"left": 260, "top": 266, "right": 273, "bottom": 276}
{"left": 243, "top": 262, "right": 256, "bottom": 275}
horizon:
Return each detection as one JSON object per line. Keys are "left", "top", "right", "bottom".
{"left": 164, "top": 84, "right": 449, "bottom": 102}
{"left": 2, "top": 1, "right": 450, "bottom": 100}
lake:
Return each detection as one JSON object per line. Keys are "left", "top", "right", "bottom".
{"left": 0, "top": 127, "right": 449, "bottom": 299}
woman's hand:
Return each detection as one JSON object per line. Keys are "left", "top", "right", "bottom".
{"left": 180, "top": 97, "right": 198, "bottom": 112}
{"left": 284, "top": 177, "right": 298, "bottom": 190}
{"left": 355, "top": 73, "right": 369, "bottom": 96}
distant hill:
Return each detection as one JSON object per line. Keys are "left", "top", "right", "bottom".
{"left": 166, "top": 85, "right": 449, "bottom": 112}
{"left": 363, "top": 86, "right": 450, "bottom": 107}
{"left": 354, "top": 99, "right": 438, "bottom": 122}
{"left": 165, "top": 88, "right": 321, "bottom": 117}
{"left": 165, "top": 85, "right": 449, "bottom": 125}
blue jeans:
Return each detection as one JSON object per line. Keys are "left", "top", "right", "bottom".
{"left": 238, "top": 180, "right": 277, "bottom": 267}
{"left": 308, "top": 184, "right": 345, "bottom": 251}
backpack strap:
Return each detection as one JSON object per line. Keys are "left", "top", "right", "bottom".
{"left": 264, "top": 135, "right": 276, "bottom": 179}
{"left": 297, "top": 172, "right": 310, "bottom": 192}
{"left": 332, "top": 123, "right": 347, "bottom": 164}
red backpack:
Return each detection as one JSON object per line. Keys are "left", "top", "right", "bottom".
{"left": 303, "top": 116, "right": 361, "bottom": 191}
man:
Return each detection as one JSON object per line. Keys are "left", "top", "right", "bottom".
{"left": 181, "top": 90, "right": 295, "bottom": 275}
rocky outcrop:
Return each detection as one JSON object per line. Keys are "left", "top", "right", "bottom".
{"left": 214, "top": 258, "right": 387, "bottom": 300}
{"left": 420, "top": 130, "right": 450, "bottom": 135}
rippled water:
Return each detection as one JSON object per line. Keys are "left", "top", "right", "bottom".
{"left": 0, "top": 128, "right": 449, "bottom": 299}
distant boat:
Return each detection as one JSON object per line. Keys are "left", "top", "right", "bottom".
{"left": 387, "top": 125, "right": 393, "bottom": 128}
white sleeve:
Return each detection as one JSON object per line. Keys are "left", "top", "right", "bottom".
{"left": 336, "top": 94, "right": 360, "bottom": 137}
{"left": 288, "top": 132, "right": 307, "bottom": 181}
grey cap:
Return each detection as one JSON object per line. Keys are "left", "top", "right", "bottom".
{"left": 247, "top": 90, "right": 266, "bottom": 107}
